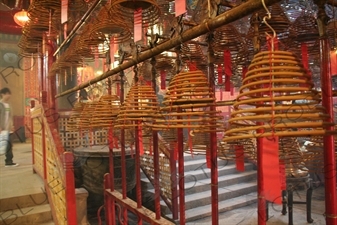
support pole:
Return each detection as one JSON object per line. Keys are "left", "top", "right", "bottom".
{"left": 56, "top": 0, "right": 283, "bottom": 98}
{"left": 150, "top": 56, "right": 161, "bottom": 220}
{"left": 314, "top": 1, "right": 337, "bottom": 224}
{"left": 207, "top": 33, "right": 219, "bottom": 225}
{"left": 119, "top": 69, "right": 128, "bottom": 224}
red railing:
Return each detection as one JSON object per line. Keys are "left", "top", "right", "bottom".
{"left": 31, "top": 105, "right": 77, "bottom": 225}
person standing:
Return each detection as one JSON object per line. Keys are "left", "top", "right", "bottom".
{"left": 0, "top": 88, "right": 18, "bottom": 167}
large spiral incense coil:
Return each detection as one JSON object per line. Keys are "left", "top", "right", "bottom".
{"left": 90, "top": 5, "right": 131, "bottom": 43}
{"left": 152, "top": 70, "right": 224, "bottom": 133}
{"left": 110, "top": 0, "right": 160, "bottom": 28}
{"left": 90, "top": 95, "right": 120, "bottom": 128}
{"left": 287, "top": 13, "right": 319, "bottom": 59}
{"left": 67, "top": 102, "right": 86, "bottom": 131}
{"left": 115, "top": 83, "right": 159, "bottom": 128}
{"left": 223, "top": 50, "right": 335, "bottom": 142}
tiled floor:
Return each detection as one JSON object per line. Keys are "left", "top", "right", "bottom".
{"left": 0, "top": 141, "right": 45, "bottom": 200}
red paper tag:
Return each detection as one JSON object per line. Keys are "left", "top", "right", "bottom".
{"left": 224, "top": 50, "right": 232, "bottom": 76}
{"left": 261, "top": 136, "right": 282, "bottom": 204}
{"left": 160, "top": 70, "right": 166, "bottom": 89}
{"left": 331, "top": 50, "right": 337, "bottom": 76}
{"left": 242, "top": 66, "right": 248, "bottom": 80}
{"left": 175, "top": 0, "right": 186, "bottom": 16}
{"left": 225, "top": 75, "right": 230, "bottom": 91}
{"left": 220, "top": 88, "right": 223, "bottom": 101}
{"left": 134, "top": 8, "right": 142, "bottom": 42}
{"left": 301, "top": 42, "right": 309, "bottom": 70}
{"left": 206, "top": 148, "right": 211, "bottom": 169}
{"left": 116, "top": 83, "right": 120, "bottom": 97}
{"left": 235, "top": 145, "right": 245, "bottom": 171}
{"left": 217, "top": 64, "right": 223, "bottom": 84}
{"left": 188, "top": 61, "right": 197, "bottom": 71}
{"left": 61, "top": 0, "right": 68, "bottom": 24}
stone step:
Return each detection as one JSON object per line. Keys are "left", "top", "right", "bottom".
{"left": 0, "top": 204, "right": 53, "bottom": 225}
{"left": 141, "top": 163, "right": 255, "bottom": 190}
{"left": 182, "top": 158, "right": 229, "bottom": 172}
{"left": 184, "top": 170, "right": 257, "bottom": 195}
{"left": 168, "top": 192, "right": 258, "bottom": 223}
{"left": 0, "top": 192, "right": 48, "bottom": 212}
{"left": 183, "top": 181, "right": 257, "bottom": 210}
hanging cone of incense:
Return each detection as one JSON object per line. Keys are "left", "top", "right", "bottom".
{"left": 90, "top": 95, "right": 120, "bottom": 128}
{"left": 223, "top": 50, "right": 335, "bottom": 143}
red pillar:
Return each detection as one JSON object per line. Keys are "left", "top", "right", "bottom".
{"left": 64, "top": 152, "right": 77, "bottom": 225}
{"left": 208, "top": 40, "right": 219, "bottom": 225}
{"left": 45, "top": 35, "right": 57, "bottom": 122}
{"left": 320, "top": 37, "right": 337, "bottom": 225}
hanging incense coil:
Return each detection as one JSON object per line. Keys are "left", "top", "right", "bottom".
{"left": 67, "top": 102, "right": 86, "bottom": 131}
{"left": 219, "top": 138, "right": 257, "bottom": 161}
{"left": 181, "top": 41, "right": 208, "bottom": 73}
{"left": 279, "top": 137, "right": 308, "bottom": 177}
{"left": 327, "top": 19, "right": 337, "bottom": 48}
{"left": 223, "top": 50, "right": 336, "bottom": 143}
{"left": 212, "top": 24, "right": 249, "bottom": 67}
{"left": 75, "top": 23, "right": 108, "bottom": 58}
{"left": 254, "top": 3, "right": 290, "bottom": 35}
{"left": 90, "top": 95, "right": 120, "bottom": 128}
{"left": 287, "top": 13, "right": 320, "bottom": 59}
{"left": 78, "top": 101, "right": 100, "bottom": 130}
{"left": 162, "top": 70, "right": 215, "bottom": 107}
{"left": 153, "top": 70, "right": 224, "bottom": 133}
{"left": 302, "top": 135, "right": 337, "bottom": 173}
{"left": 90, "top": 5, "right": 131, "bottom": 43}
{"left": 110, "top": 0, "right": 161, "bottom": 28}
{"left": 115, "top": 82, "right": 159, "bottom": 128}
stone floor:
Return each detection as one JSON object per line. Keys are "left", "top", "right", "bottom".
{"left": 0, "top": 141, "right": 330, "bottom": 225}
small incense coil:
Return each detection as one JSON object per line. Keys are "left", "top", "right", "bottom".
{"left": 161, "top": 70, "right": 215, "bottom": 107}
{"left": 67, "top": 102, "right": 86, "bottom": 131}
{"left": 212, "top": 24, "right": 249, "bottom": 66}
{"left": 279, "top": 136, "right": 308, "bottom": 177}
{"left": 78, "top": 101, "right": 100, "bottom": 130}
{"left": 254, "top": 3, "right": 290, "bottom": 35}
{"left": 302, "top": 135, "right": 337, "bottom": 173}
{"left": 90, "top": 4, "right": 131, "bottom": 43}
{"left": 181, "top": 42, "right": 208, "bottom": 72}
{"left": 183, "top": 132, "right": 210, "bottom": 154}
{"left": 90, "top": 95, "right": 120, "bottom": 128}
{"left": 153, "top": 70, "right": 224, "bottom": 134}
{"left": 287, "top": 13, "right": 320, "bottom": 59}
{"left": 219, "top": 137, "right": 257, "bottom": 161}
{"left": 27, "top": 2, "right": 60, "bottom": 33}
{"left": 223, "top": 50, "right": 336, "bottom": 143}
{"left": 110, "top": 0, "right": 161, "bottom": 28}
{"left": 115, "top": 82, "right": 159, "bottom": 128}
{"left": 75, "top": 23, "right": 108, "bottom": 57}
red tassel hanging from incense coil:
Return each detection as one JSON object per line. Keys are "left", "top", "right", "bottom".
{"left": 224, "top": 50, "right": 232, "bottom": 91}
{"left": 160, "top": 70, "right": 166, "bottom": 89}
